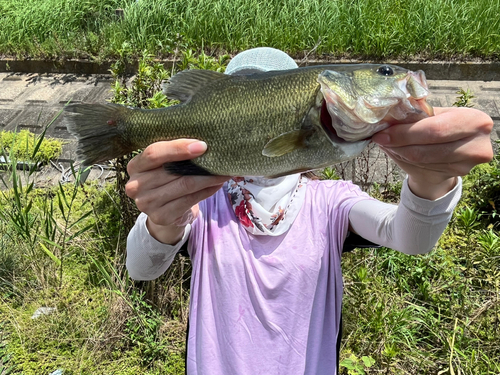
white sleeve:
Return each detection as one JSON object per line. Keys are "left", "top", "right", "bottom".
{"left": 126, "top": 212, "right": 191, "bottom": 280}
{"left": 348, "top": 177, "right": 462, "bottom": 255}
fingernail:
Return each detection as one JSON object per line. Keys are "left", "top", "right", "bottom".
{"left": 373, "top": 133, "right": 391, "bottom": 145}
{"left": 188, "top": 141, "right": 207, "bottom": 154}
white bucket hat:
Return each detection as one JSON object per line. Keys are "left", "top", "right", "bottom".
{"left": 225, "top": 47, "right": 298, "bottom": 75}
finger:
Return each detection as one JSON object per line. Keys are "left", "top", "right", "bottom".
{"left": 125, "top": 167, "right": 180, "bottom": 199}
{"left": 133, "top": 175, "right": 229, "bottom": 214}
{"left": 381, "top": 137, "right": 471, "bottom": 165}
{"left": 148, "top": 184, "right": 224, "bottom": 227}
{"left": 381, "top": 147, "right": 474, "bottom": 176}
{"left": 381, "top": 133, "right": 492, "bottom": 166}
{"left": 372, "top": 107, "right": 493, "bottom": 147}
{"left": 127, "top": 139, "right": 207, "bottom": 174}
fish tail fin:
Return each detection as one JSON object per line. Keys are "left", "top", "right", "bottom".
{"left": 64, "top": 103, "right": 135, "bottom": 165}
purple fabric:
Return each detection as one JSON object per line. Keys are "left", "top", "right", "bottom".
{"left": 186, "top": 179, "right": 370, "bottom": 375}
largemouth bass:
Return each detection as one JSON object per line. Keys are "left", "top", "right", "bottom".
{"left": 64, "top": 64, "right": 433, "bottom": 177}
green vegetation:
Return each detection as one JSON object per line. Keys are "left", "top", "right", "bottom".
{"left": 341, "top": 198, "right": 500, "bottom": 373}
{"left": 0, "top": 120, "right": 190, "bottom": 373}
{"left": 0, "top": 130, "right": 62, "bottom": 164}
{"left": 0, "top": 54, "right": 499, "bottom": 373}
{"left": 453, "top": 89, "right": 476, "bottom": 108}
{"left": 1, "top": 0, "right": 499, "bottom": 61}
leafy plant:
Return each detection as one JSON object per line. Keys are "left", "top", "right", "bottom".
{"left": 178, "top": 49, "right": 229, "bottom": 72}
{"left": 320, "top": 166, "right": 340, "bottom": 180}
{"left": 111, "top": 51, "right": 170, "bottom": 109}
{"left": 462, "top": 143, "right": 500, "bottom": 222}
{"left": 340, "top": 353, "right": 375, "bottom": 375}
{"left": 0, "top": 130, "right": 62, "bottom": 164}
{"left": 125, "top": 291, "right": 168, "bottom": 366}
{"left": 456, "top": 206, "right": 481, "bottom": 233}
{"left": 453, "top": 88, "right": 475, "bottom": 108}
{"left": 477, "top": 228, "right": 500, "bottom": 254}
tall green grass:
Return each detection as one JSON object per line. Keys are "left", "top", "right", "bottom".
{"left": 0, "top": 0, "right": 121, "bottom": 59}
{"left": 1, "top": 0, "right": 499, "bottom": 60}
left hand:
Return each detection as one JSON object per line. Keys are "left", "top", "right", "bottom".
{"left": 372, "top": 107, "right": 494, "bottom": 200}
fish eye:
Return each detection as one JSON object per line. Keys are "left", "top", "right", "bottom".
{"left": 377, "top": 65, "right": 394, "bottom": 76}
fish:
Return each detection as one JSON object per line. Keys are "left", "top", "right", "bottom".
{"left": 64, "top": 64, "right": 433, "bottom": 177}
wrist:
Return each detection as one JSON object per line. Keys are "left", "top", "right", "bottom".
{"left": 407, "top": 175, "right": 458, "bottom": 201}
{"left": 146, "top": 218, "right": 186, "bottom": 245}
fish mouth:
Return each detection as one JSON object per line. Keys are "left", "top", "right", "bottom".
{"left": 318, "top": 68, "right": 434, "bottom": 143}
{"left": 403, "top": 70, "right": 434, "bottom": 117}
{"left": 319, "top": 99, "right": 355, "bottom": 144}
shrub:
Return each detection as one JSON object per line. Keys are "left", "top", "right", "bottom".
{"left": 0, "top": 130, "right": 62, "bottom": 164}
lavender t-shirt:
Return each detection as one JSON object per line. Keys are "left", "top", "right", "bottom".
{"left": 186, "top": 179, "right": 370, "bottom": 375}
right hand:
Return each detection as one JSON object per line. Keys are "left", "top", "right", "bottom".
{"left": 125, "top": 139, "right": 229, "bottom": 245}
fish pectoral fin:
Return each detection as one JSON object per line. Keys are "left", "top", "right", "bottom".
{"left": 162, "top": 70, "right": 229, "bottom": 103}
{"left": 262, "top": 129, "right": 313, "bottom": 158}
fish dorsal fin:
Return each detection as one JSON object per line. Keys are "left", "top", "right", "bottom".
{"left": 162, "top": 70, "right": 229, "bottom": 103}
{"left": 262, "top": 128, "right": 314, "bottom": 158}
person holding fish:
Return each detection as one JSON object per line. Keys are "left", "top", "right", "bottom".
{"left": 65, "top": 47, "right": 493, "bottom": 374}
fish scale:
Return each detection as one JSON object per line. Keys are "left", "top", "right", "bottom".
{"left": 64, "top": 64, "right": 432, "bottom": 177}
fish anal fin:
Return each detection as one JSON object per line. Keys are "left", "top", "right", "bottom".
{"left": 163, "top": 160, "right": 215, "bottom": 176}
{"left": 262, "top": 129, "right": 313, "bottom": 158}
{"left": 162, "top": 70, "right": 229, "bottom": 103}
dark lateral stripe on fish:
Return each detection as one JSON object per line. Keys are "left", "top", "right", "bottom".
{"left": 163, "top": 160, "right": 215, "bottom": 176}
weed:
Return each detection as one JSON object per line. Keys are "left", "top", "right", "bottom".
{"left": 124, "top": 291, "right": 168, "bottom": 366}
{"left": 0, "top": 130, "right": 62, "bottom": 164}
{"left": 0, "top": 104, "right": 187, "bottom": 372}
{"left": 0, "top": 113, "right": 92, "bottom": 288}
{"left": 0, "top": 322, "right": 14, "bottom": 375}
{"left": 178, "top": 49, "right": 230, "bottom": 72}
{"left": 111, "top": 51, "right": 170, "bottom": 109}
{"left": 453, "top": 88, "right": 475, "bottom": 108}
{"left": 462, "top": 142, "right": 500, "bottom": 223}
{"left": 340, "top": 352, "right": 375, "bottom": 375}
{"left": 320, "top": 166, "right": 340, "bottom": 180}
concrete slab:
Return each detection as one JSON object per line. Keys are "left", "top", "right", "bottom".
{"left": 0, "top": 109, "right": 21, "bottom": 127}
{"left": 0, "top": 78, "right": 26, "bottom": 102}
{"left": 476, "top": 99, "right": 500, "bottom": 118}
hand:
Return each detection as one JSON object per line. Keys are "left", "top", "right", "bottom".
{"left": 125, "top": 139, "right": 229, "bottom": 244}
{"left": 372, "top": 107, "right": 494, "bottom": 200}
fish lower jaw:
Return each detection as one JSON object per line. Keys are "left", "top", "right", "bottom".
{"left": 319, "top": 98, "right": 373, "bottom": 144}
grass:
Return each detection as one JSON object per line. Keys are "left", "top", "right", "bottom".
{"left": 0, "top": 0, "right": 499, "bottom": 61}
{"left": 1, "top": 138, "right": 499, "bottom": 373}
{"left": 341, "top": 234, "right": 500, "bottom": 374}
